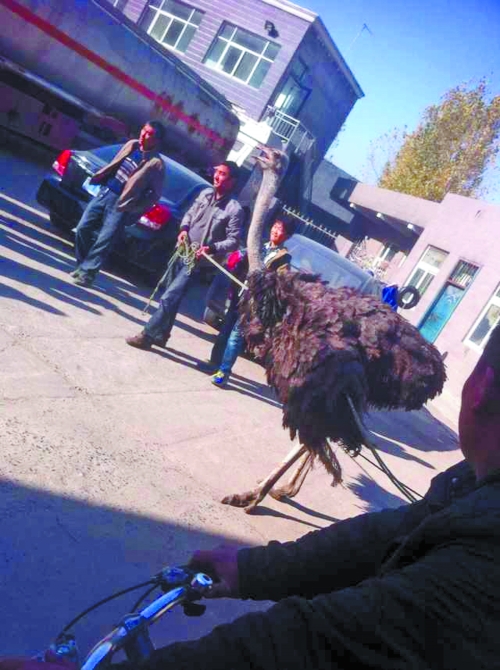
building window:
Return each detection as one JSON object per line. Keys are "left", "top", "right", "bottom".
{"left": 141, "top": 0, "right": 203, "bottom": 53}
{"left": 397, "top": 253, "right": 408, "bottom": 268}
{"left": 404, "top": 245, "right": 448, "bottom": 301}
{"left": 465, "top": 285, "right": 500, "bottom": 352}
{"left": 273, "top": 58, "right": 310, "bottom": 117}
{"left": 374, "top": 242, "right": 398, "bottom": 267}
{"left": 419, "top": 260, "right": 479, "bottom": 344}
{"left": 204, "top": 23, "right": 280, "bottom": 89}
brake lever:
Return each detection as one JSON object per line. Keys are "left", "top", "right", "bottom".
{"left": 50, "top": 633, "right": 81, "bottom": 666}
{"left": 155, "top": 566, "right": 192, "bottom": 590}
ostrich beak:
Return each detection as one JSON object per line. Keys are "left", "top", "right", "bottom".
{"left": 255, "top": 145, "right": 289, "bottom": 175}
{"left": 255, "top": 145, "right": 273, "bottom": 168}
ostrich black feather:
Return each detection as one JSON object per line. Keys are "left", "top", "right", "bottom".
{"left": 239, "top": 269, "right": 446, "bottom": 475}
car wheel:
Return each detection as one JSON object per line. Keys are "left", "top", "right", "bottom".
{"left": 397, "top": 286, "right": 420, "bottom": 310}
{"left": 203, "top": 306, "right": 223, "bottom": 330}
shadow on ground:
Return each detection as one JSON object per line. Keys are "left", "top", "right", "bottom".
{"left": 0, "top": 478, "right": 267, "bottom": 658}
{"left": 0, "top": 206, "right": 214, "bottom": 329}
{"left": 347, "top": 473, "right": 408, "bottom": 512}
{"left": 364, "top": 407, "right": 459, "bottom": 471}
{"left": 149, "top": 346, "right": 281, "bottom": 409}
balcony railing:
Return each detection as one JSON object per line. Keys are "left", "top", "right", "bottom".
{"left": 263, "top": 106, "right": 315, "bottom": 156}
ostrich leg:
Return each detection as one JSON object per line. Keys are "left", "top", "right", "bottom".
{"left": 222, "top": 444, "right": 307, "bottom": 513}
{"left": 269, "top": 451, "right": 314, "bottom": 501}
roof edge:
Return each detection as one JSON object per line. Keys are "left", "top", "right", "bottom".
{"left": 311, "top": 18, "right": 364, "bottom": 99}
{"left": 258, "top": 0, "right": 317, "bottom": 22}
{"left": 349, "top": 183, "right": 440, "bottom": 229}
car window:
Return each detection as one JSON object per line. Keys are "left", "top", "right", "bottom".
{"left": 360, "top": 277, "right": 383, "bottom": 297}
{"left": 288, "top": 236, "right": 366, "bottom": 291}
{"left": 92, "top": 145, "right": 210, "bottom": 206}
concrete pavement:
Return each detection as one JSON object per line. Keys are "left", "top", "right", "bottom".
{"left": 0, "top": 145, "right": 462, "bottom": 656}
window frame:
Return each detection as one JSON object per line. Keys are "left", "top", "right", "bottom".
{"left": 142, "top": 0, "right": 203, "bottom": 54}
{"left": 204, "top": 23, "right": 279, "bottom": 89}
{"left": 404, "top": 245, "right": 449, "bottom": 297}
{"left": 374, "top": 242, "right": 398, "bottom": 267}
{"left": 464, "top": 285, "right": 500, "bottom": 353}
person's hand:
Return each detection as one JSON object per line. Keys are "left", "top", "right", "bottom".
{"left": 0, "top": 651, "right": 76, "bottom": 670}
{"left": 89, "top": 173, "right": 104, "bottom": 186}
{"left": 195, "top": 245, "right": 211, "bottom": 261}
{"left": 187, "top": 544, "right": 241, "bottom": 598}
{"left": 177, "top": 230, "right": 189, "bottom": 246}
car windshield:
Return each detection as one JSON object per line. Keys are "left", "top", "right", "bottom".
{"left": 287, "top": 235, "right": 381, "bottom": 297}
{"left": 93, "top": 145, "right": 210, "bottom": 206}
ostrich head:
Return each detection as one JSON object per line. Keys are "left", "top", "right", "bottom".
{"left": 246, "top": 146, "right": 289, "bottom": 273}
{"left": 255, "top": 145, "right": 289, "bottom": 176}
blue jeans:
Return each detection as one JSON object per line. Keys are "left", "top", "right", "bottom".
{"left": 144, "top": 256, "right": 194, "bottom": 344}
{"left": 219, "top": 321, "right": 245, "bottom": 375}
{"left": 210, "top": 305, "right": 239, "bottom": 367}
{"left": 75, "top": 189, "right": 132, "bottom": 276}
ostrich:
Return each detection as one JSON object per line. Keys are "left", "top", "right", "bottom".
{"left": 221, "top": 147, "right": 446, "bottom": 513}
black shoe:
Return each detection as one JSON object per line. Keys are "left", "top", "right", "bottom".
{"left": 69, "top": 268, "right": 81, "bottom": 278}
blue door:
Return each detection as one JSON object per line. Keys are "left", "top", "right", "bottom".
{"left": 419, "top": 260, "right": 480, "bottom": 344}
{"left": 419, "top": 284, "right": 465, "bottom": 343}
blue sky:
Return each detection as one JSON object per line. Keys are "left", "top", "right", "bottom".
{"left": 299, "top": 0, "right": 500, "bottom": 202}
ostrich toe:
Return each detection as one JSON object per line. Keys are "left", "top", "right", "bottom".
{"left": 221, "top": 489, "right": 263, "bottom": 512}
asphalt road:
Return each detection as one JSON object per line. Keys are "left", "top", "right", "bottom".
{"left": 0, "top": 143, "right": 462, "bottom": 657}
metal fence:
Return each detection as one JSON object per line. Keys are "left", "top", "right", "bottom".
{"left": 282, "top": 206, "right": 338, "bottom": 248}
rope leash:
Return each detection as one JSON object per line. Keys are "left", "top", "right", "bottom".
{"left": 142, "top": 243, "right": 247, "bottom": 315}
{"left": 346, "top": 396, "right": 422, "bottom": 503}
{"left": 141, "top": 240, "right": 199, "bottom": 315}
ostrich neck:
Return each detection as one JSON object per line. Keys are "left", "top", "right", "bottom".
{"left": 247, "top": 170, "right": 281, "bottom": 272}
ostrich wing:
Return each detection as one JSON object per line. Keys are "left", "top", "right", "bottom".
{"left": 239, "top": 270, "right": 446, "bottom": 458}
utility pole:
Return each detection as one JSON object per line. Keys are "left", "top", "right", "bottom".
{"left": 348, "top": 23, "right": 373, "bottom": 53}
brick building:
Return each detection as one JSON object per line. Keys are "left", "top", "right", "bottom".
{"left": 110, "top": 0, "right": 363, "bottom": 165}
{"left": 329, "top": 181, "right": 500, "bottom": 400}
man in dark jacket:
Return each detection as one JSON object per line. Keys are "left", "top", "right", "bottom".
{"left": 72, "top": 121, "right": 166, "bottom": 287}
{"left": 126, "top": 161, "right": 244, "bottom": 350}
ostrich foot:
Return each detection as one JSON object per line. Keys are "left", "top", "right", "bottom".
{"left": 269, "top": 484, "right": 297, "bottom": 501}
{"left": 221, "top": 445, "right": 308, "bottom": 513}
{"left": 269, "top": 453, "right": 313, "bottom": 501}
{"left": 221, "top": 489, "right": 263, "bottom": 513}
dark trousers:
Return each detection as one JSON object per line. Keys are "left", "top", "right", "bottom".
{"left": 144, "top": 256, "right": 195, "bottom": 344}
{"left": 75, "top": 189, "right": 132, "bottom": 276}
